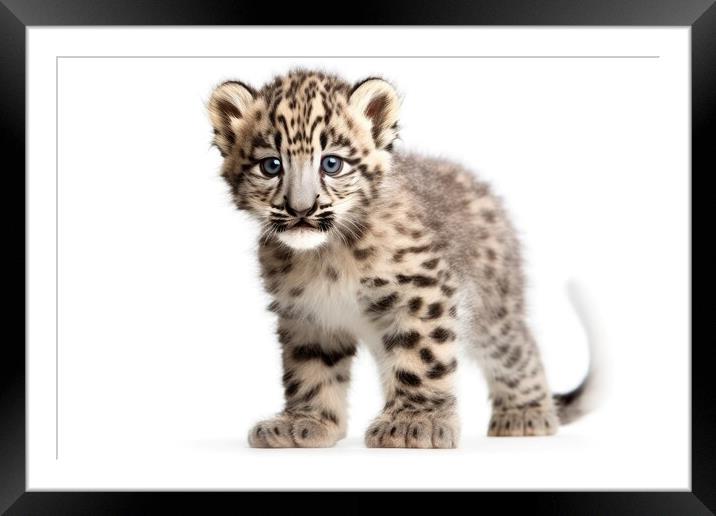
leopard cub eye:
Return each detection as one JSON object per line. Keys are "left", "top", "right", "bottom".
{"left": 260, "top": 157, "right": 282, "bottom": 177}
{"left": 320, "top": 155, "right": 343, "bottom": 176}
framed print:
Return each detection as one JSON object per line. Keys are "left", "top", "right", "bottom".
{"left": 4, "top": 0, "right": 712, "bottom": 513}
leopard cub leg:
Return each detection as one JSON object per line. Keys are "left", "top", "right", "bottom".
{"left": 482, "top": 320, "right": 559, "bottom": 437}
{"left": 249, "top": 317, "right": 356, "bottom": 448}
{"left": 365, "top": 393, "right": 459, "bottom": 449}
{"left": 363, "top": 287, "right": 461, "bottom": 449}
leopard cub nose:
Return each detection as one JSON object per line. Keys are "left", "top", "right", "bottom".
{"left": 284, "top": 196, "right": 318, "bottom": 218}
{"left": 288, "top": 206, "right": 310, "bottom": 218}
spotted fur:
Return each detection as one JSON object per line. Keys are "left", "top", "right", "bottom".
{"left": 208, "top": 69, "right": 598, "bottom": 448}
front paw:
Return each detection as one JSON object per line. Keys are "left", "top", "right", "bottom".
{"left": 365, "top": 411, "right": 459, "bottom": 449}
{"left": 248, "top": 414, "right": 342, "bottom": 448}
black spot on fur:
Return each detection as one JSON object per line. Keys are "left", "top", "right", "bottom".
{"left": 396, "top": 370, "right": 422, "bottom": 387}
{"left": 368, "top": 292, "right": 400, "bottom": 314}
{"left": 504, "top": 347, "right": 523, "bottom": 369}
{"left": 353, "top": 247, "right": 375, "bottom": 260}
{"left": 407, "top": 393, "right": 428, "bottom": 404}
{"left": 396, "top": 274, "right": 438, "bottom": 288}
{"left": 413, "top": 275, "right": 438, "bottom": 287}
{"left": 421, "top": 258, "right": 439, "bottom": 270}
{"left": 361, "top": 277, "right": 389, "bottom": 288}
{"left": 284, "top": 381, "right": 301, "bottom": 397}
{"left": 408, "top": 297, "right": 423, "bottom": 313}
{"left": 320, "top": 410, "right": 339, "bottom": 425}
{"left": 292, "top": 344, "right": 356, "bottom": 367}
{"left": 419, "top": 348, "right": 435, "bottom": 363}
{"left": 277, "top": 329, "right": 291, "bottom": 345}
{"left": 426, "top": 359, "right": 458, "bottom": 379}
{"left": 301, "top": 384, "right": 322, "bottom": 402}
{"left": 423, "top": 302, "right": 443, "bottom": 320}
{"left": 383, "top": 330, "right": 421, "bottom": 351}
{"left": 429, "top": 327, "right": 456, "bottom": 343}
{"left": 393, "top": 245, "right": 431, "bottom": 262}
{"left": 216, "top": 98, "right": 241, "bottom": 121}
{"left": 441, "top": 285, "right": 456, "bottom": 297}
{"left": 325, "top": 266, "right": 339, "bottom": 281}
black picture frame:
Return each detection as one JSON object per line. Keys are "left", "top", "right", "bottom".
{"left": 3, "top": 1, "right": 711, "bottom": 514}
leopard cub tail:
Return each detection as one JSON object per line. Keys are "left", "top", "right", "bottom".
{"left": 552, "top": 280, "right": 606, "bottom": 425}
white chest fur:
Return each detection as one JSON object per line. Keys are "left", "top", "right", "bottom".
{"left": 279, "top": 246, "right": 375, "bottom": 341}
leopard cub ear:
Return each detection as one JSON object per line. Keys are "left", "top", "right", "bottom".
{"left": 349, "top": 78, "right": 400, "bottom": 151}
{"left": 208, "top": 80, "right": 256, "bottom": 156}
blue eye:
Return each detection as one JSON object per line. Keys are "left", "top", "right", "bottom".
{"left": 320, "top": 155, "right": 343, "bottom": 176}
{"left": 260, "top": 157, "right": 282, "bottom": 177}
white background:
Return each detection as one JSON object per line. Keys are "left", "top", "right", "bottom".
{"left": 27, "top": 28, "right": 690, "bottom": 490}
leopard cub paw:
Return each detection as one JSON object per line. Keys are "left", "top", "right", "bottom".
{"left": 487, "top": 408, "right": 559, "bottom": 437}
{"left": 249, "top": 414, "right": 342, "bottom": 448}
{"left": 365, "top": 411, "right": 459, "bottom": 449}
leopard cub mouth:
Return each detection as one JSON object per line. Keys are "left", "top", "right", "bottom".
{"left": 289, "top": 220, "right": 317, "bottom": 230}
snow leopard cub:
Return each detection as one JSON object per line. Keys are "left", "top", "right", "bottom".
{"left": 208, "top": 69, "right": 596, "bottom": 448}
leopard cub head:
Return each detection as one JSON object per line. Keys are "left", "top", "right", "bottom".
{"left": 208, "top": 69, "right": 400, "bottom": 250}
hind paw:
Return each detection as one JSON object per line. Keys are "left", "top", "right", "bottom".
{"left": 488, "top": 408, "right": 558, "bottom": 437}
